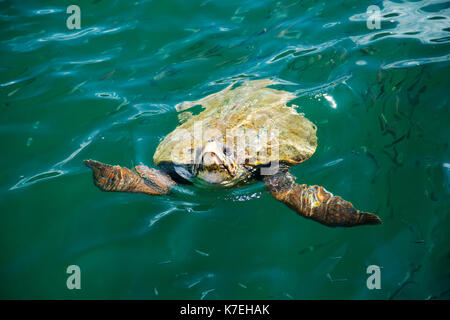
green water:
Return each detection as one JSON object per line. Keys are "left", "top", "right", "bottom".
{"left": 1, "top": 0, "right": 449, "bottom": 300}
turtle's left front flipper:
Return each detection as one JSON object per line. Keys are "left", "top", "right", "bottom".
{"left": 84, "top": 160, "right": 176, "bottom": 196}
{"left": 263, "top": 172, "right": 382, "bottom": 227}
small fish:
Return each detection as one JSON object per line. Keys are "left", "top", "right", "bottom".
{"left": 257, "top": 28, "right": 267, "bottom": 35}
{"left": 284, "top": 292, "right": 294, "bottom": 299}
{"left": 176, "top": 272, "right": 188, "bottom": 278}
{"left": 376, "top": 83, "right": 385, "bottom": 99}
{"left": 299, "top": 245, "right": 315, "bottom": 255}
{"left": 424, "top": 190, "right": 438, "bottom": 202}
{"left": 384, "top": 134, "right": 406, "bottom": 148}
{"left": 116, "top": 98, "right": 129, "bottom": 111}
{"left": 188, "top": 280, "right": 201, "bottom": 289}
{"left": 195, "top": 249, "right": 209, "bottom": 257}
{"left": 299, "top": 241, "right": 332, "bottom": 255}
{"left": 339, "top": 49, "right": 346, "bottom": 62}
{"left": 407, "top": 72, "right": 422, "bottom": 92}
{"left": 378, "top": 113, "right": 387, "bottom": 131}
{"left": 363, "top": 148, "right": 380, "bottom": 170}
{"left": 360, "top": 47, "right": 370, "bottom": 55}
{"left": 200, "top": 288, "right": 215, "bottom": 300}
{"left": 426, "top": 288, "right": 450, "bottom": 300}
{"left": 8, "top": 88, "right": 20, "bottom": 97}
{"left": 394, "top": 95, "right": 402, "bottom": 120}
{"left": 69, "top": 81, "right": 87, "bottom": 94}
{"left": 204, "top": 44, "right": 222, "bottom": 57}
{"left": 383, "top": 127, "right": 397, "bottom": 138}
{"left": 382, "top": 146, "right": 403, "bottom": 166}
{"left": 100, "top": 69, "right": 116, "bottom": 80}
{"left": 389, "top": 265, "right": 421, "bottom": 300}
{"left": 326, "top": 273, "right": 348, "bottom": 283}
{"left": 393, "top": 73, "right": 408, "bottom": 90}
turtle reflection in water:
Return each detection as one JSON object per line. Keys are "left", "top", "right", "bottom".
{"left": 85, "top": 79, "right": 382, "bottom": 227}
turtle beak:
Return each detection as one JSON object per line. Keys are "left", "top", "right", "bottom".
{"left": 194, "top": 141, "right": 236, "bottom": 177}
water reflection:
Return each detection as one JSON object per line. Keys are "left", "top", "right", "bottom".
{"left": 350, "top": 0, "right": 450, "bottom": 44}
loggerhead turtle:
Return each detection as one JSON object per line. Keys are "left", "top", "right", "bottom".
{"left": 84, "top": 79, "right": 382, "bottom": 227}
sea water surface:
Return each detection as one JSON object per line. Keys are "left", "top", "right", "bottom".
{"left": 0, "top": 0, "right": 449, "bottom": 299}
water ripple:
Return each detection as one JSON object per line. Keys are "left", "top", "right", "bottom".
{"left": 382, "top": 53, "right": 450, "bottom": 69}
{"left": 3, "top": 22, "right": 136, "bottom": 53}
{"left": 349, "top": 0, "right": 450, "bottom": 44}
{"left": 9, "top": 132, "right": 98, "bottom": 190}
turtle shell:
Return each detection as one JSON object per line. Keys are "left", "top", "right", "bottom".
{"left": 153, "top": 79, "right": 317, "bottom": 167}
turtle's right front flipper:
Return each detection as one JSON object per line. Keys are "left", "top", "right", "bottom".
{"left": 263, "top": 172, "right": 382, "bottom": 227}
{"left": 84, "top": 160, "right": 176, "bottom": 196}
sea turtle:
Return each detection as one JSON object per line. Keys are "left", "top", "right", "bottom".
{"left": 84, "top": 79, "right": 382, "bottom": 227}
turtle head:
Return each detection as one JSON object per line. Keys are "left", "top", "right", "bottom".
{"left": 193, "top": 140, "right": 237, "bottom": 185}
